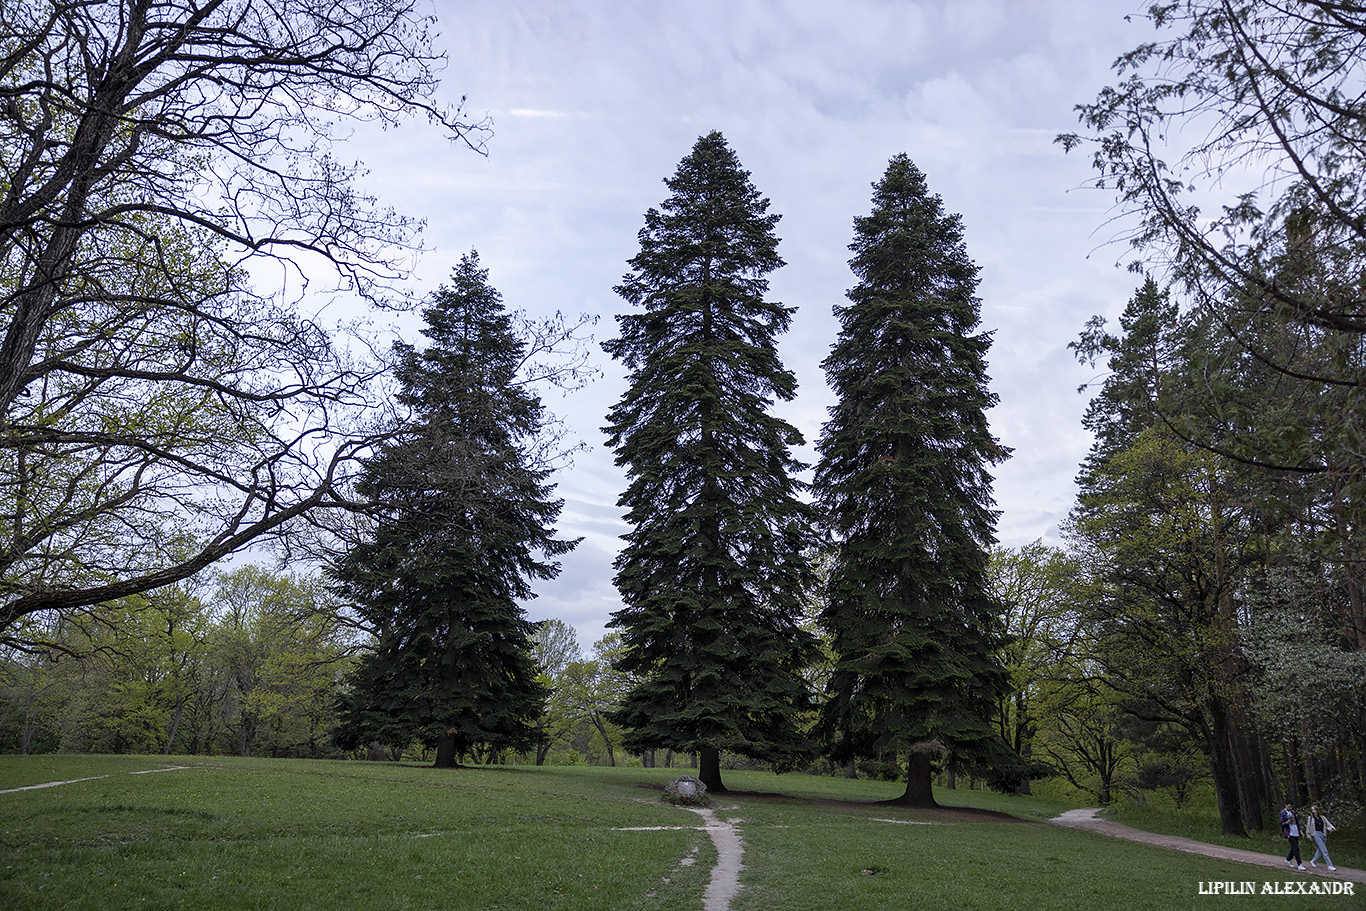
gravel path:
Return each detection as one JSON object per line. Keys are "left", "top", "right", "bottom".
{"left": 1050, "top": 808, "right": 1366, "bottom": 884}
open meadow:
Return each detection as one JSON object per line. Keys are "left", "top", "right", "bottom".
{"left": 2, "top": 756, "right": 1359, "bottom": 910}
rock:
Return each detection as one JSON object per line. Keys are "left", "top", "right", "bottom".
{"left": 663, "top": 775, "right": 710, "bottom": 806}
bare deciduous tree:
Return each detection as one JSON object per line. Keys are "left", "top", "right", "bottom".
{"left": 0, "top": 0, "right": 487, "bottom": 650}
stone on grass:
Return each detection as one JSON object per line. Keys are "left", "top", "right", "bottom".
{"left": 663, "top": 775, "right": 710, "bottom": 807}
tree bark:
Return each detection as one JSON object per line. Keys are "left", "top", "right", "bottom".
{"left": 699, "top": 745, "right": 726, "bottom": 793}
{"left": 1207, "top": 707, "right": 1248, "bottom": 837}
{"left": 434, "top": 730, "right": 459, "bottom": 769}
{"left": 886, "top": 750, "right": 938, "bottom": 807}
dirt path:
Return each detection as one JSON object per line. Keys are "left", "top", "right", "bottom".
{"left": 685, "top": 806, "right": 744, "bottom": 911}
{"left": 1050, "top": 808, "right": 1366, "bottom": 884}
{"left": 612, "top": 804, "right": 746, "bottom": 911}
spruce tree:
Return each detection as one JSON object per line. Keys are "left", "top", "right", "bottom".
{"left": 603, "top": 131, "right": 817, "bottom": 792}
{"left": 814, "top": 155, "right": 1012, "bottom": 805}
{"left": 332, "top": 252, "right": 572, "bottom": 767}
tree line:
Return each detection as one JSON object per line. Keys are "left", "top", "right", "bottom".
{"left": 2, "top": 0, "right": 1364, "bottom": 837}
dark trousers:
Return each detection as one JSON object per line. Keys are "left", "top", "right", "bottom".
{"left": 1286, "top": 835, "right": 1301, "bottom": 864}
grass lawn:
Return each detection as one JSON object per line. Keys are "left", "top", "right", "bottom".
{"left": 0, "top": 757, "right": 1353, "bottom": 910}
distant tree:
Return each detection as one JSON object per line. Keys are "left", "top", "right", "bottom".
{"left": 814, "top": 155, "right": 1012, "bottom": 807}
{"left": 208, "top": 567, "right": 353, "bottom": 758}
{"left": 332, "top": 254, "right": 572, "bottom": 768}
{"left": 0, "top": 582, "right": 212, "bottom": 754}
{"left": 603, "top": 132, "right": 818, "bottom": 792}
{"left": 1034, "top": 658, "right": 1132, "bottom": 806}
{"left": 1242, "top": 559, "right": 1366, "bottom": 805}
{"left": 556, "top": 635, "right": 633, "bottom": 767}
{"left": 0, "top": 0, "right": 487, "bottom": 652}
{"left": 532, "top": 619, "right": 583, "bottom": 681}
{"left": 987, "top": 541, "right": 1080, "bottom": 793}
{"left": 531, "top": 619, "right": 582, "bottom": 764}
{"left": 1067, "top": 427, "right": 1268, "bottom": 833}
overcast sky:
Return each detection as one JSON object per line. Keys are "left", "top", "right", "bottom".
{"left": 347, "top": 0, "right": 1155, "bottom": 648}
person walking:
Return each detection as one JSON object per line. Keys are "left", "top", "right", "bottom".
{"left": 1279, "top": 802, "right": 1306, "bottom": 871}
{"left": 1305, "top": 804, "right": 1337, "bottom": 872}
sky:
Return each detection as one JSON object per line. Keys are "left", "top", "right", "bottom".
{"left": 343, "top": 0, "right": 1157, "bottom": 648}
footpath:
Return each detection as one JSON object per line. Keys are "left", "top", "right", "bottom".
{"left": 1050, "top": 808, "right": 1366, "bottom": 885}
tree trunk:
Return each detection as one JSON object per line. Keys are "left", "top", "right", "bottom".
{"left": 434, "top": 730, "right": 459, "bottom": 769}
{"left": 164, "top": 695, "right": 185, "bottom": 755}
{"left": 1207, "top": 708, "right": 1248, "bottom": 837}
{"left": 1231, "top": 707, "right": 1268, "bottom": 832}
{"left": 699, "top": 745, "right": 726, "bottom": 793}
{"left": 590, "top": 714, "right": 617, "bottom": 767}
{"left": 887, "top": 750, "right": 938, "bottom": 807}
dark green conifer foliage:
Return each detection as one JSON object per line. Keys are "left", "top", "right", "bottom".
{"left": 603, "top": 131, "right": 817, "bottom": 792}
{"left": 815, "top": 155, "right": 1012, "bottom": 805}
{"left": 1071, "top": 278, "right": 1178, "bottom": 487}
{"left": 332, "top": 252, "right": 571, "bottom": 767}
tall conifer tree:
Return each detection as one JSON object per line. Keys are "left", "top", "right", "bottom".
{"left": 815, "top": 155, "right": 1012, "bottom": 805}
{"left": 332, "top": 252, "right": 571, "bottom": 767}
{"left": 603, "top": 131, "right": 817, "bottom": 792}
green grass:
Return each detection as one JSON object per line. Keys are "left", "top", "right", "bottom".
{"left": 1, "top": 757, "right": 711, "bottom": 911}
{"left": 0, "top": 758, "right": 1355, "bottom": 910}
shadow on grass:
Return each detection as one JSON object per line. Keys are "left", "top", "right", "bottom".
{"left": 627, "top": 779, "right": 1027, "bottom": 824}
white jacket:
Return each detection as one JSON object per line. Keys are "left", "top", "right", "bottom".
{"left": 1305, "top": 813, "right": 1336, "bottom": 837}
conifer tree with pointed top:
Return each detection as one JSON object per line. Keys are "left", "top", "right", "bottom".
{"left": 603, "top": 131, "right": 817, "bottom": 792}
{"left": 815, "top": 155, "right": 1013, "bottom": 806}
{"left": 332, "top": 252, "right": 572, "bottom": 767}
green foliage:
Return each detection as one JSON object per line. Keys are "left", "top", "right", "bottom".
{"left": 535, "top": 627, "right": 631, "bottom": 766}
{"left": 987, "top": 541, "right": 1082, "bottom": 789}
{"left": 1066, "top": 277, "right": 1278, "bottom": 836}
{"left": 205, "top": 567, "right": 354, "bottom": 758}
{"left": 603, "top": 132, "right": 819, "bottom": 787}
{"left": 814, "top": 154, "right": 1013, "bottom": 797}
{"left": 332, "top": 253, "right": 570, "bottom": 762}
{"left": 0, "top": 567, "right": 353, "bottom": 757}
{"left": 1062, "top": 0, "right": 1366, "bottom": 648}
{"left": 1241, "top": 559, "right": 1366, "bottom": 762}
